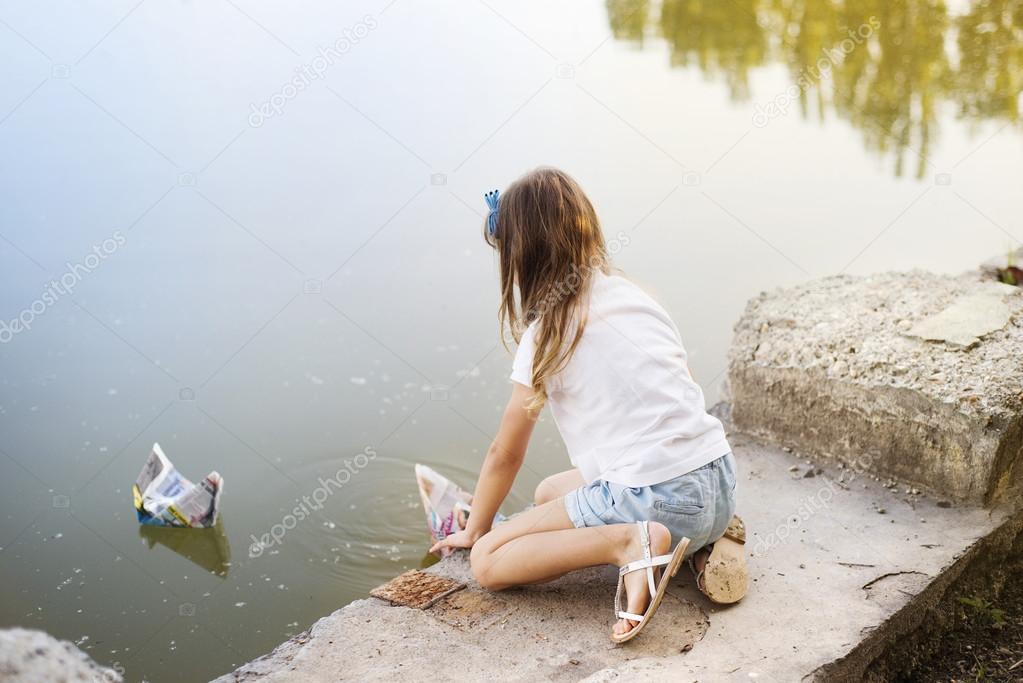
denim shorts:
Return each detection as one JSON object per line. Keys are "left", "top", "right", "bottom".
{"left": 563, "top": 452, "right": 737, "bottom": 556}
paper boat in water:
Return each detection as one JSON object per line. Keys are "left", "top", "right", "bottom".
{"left": 133, "top": 443, "right": 223, "bottom": 528}
{"left": 415, "top": 464, "right": 503, "bottom": 557}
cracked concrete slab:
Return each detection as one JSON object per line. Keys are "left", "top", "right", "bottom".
{"left": 728, "top": 271, "right": 1023, "bottom": 503}
{"left": 427, "top": 588, "right": 515, "bottom": 630}
{"left": 210, "top": 437, "right": 1018, "bottom": 683}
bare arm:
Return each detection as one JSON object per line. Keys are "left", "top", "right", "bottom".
{"left": 430, "top": 382, "right": 537, "bottom": 552}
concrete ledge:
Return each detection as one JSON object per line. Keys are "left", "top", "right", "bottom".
{"left": 818, "top": 500, "right": 1023, "bottom": 681}
{"left": 211, "top": 437, "right": 1016, "bottom": 682}
{"left": 728, "top": 271, "right": 1023, "bottom": 504}
{"left": 212, "top": 269, "right": 1023, "bottom": 682}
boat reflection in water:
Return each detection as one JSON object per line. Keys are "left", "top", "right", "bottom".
{"left": 138, "top": 518, "right": 232, "bottom": 577}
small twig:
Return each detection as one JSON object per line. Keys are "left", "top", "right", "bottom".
{"left": 862, "top": 571, "right": 927, "bottom": 591}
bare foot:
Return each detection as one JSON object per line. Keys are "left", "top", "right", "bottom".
{"left": 612, "top": 522, "right": 671, "bottom": 638}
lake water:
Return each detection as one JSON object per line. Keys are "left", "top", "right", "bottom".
{"left": 0, "top": 0, "right": 1020, "bottom": 680}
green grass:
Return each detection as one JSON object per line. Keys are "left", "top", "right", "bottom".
{"left": 958, "top": 595, "right": 1007, "bottom": 628}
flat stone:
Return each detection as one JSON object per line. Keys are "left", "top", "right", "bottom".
{"left": 905, "top": 286, "right": 1014, "bottom": 348}
{"left": 211, "top": 439, "right": 1021, "bottom": 683}
{"left": 728, "top": 271, "right": 1023, "bottom": 503}
{"left": 369, "top": 569, "right": 465, "bottom": 609}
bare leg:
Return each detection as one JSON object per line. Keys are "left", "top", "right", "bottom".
{"left": 470, "top": 499, "right": 671, "bottom": 637}
{"left": 533, "top": 468, "right": 584, "bottom": 506}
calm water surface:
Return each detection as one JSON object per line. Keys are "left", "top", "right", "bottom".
{"left": 0, "top": 0, "right": 1020, "bottom": 680}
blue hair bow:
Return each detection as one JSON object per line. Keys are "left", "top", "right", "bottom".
{"left": 484, "top": 190, "right": 500, "bottom": 236}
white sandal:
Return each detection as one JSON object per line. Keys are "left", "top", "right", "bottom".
{"left": 611, "top": 521, "right": 690, "bottom": 644}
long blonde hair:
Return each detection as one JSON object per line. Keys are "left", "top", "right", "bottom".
{"left": 484, "top": 168, "right": 609, "bottom": 410}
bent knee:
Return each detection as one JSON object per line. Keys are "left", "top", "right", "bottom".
{"left": 534, "top": 470, "right": 583, "bottom": 506}
{"left": 469, "top": 541, "right": 505, "bottom": 591}
{"left": 533, "top": 477, "right": 556, "bottom": 506}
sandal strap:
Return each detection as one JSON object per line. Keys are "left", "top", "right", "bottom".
{"left": 618, "top": 553, "right": 674, "bottom": 577}
{"left": 614, "top": 566, "right": 650, "bottom": 617}
{"left": 640, "top": 521, "right": 655, "bottom": 595}
{"left": 688, "top": 555, "right": 706, "bottom": 592}
{"left": 614, "top": 521, "right": 661, "bottom": 617}
{"left": 614, "top": 570, "right": 624, "bottom": 616}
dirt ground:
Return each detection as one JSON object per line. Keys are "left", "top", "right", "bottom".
{"left": 903, "top": 568, "right": 1023, "bottom": 682}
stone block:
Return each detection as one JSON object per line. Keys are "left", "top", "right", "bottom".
{"left": 728, "top": 271, "right": 1023, "bottom": 503}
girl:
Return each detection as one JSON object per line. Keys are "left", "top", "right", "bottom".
{"left": 430, "top": 167, "right": 748, "bottom": 642}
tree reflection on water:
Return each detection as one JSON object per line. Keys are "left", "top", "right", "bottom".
{"left": 606, "top": 0, "right": 1023, "bottom": 177}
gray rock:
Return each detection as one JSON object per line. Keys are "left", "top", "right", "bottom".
{"left": 0, "top": 628, "right": 122, "bottom": 683}
{"left": 728, "top": 270, "right": 1023, "bottom": 503}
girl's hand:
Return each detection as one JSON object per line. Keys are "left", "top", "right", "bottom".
{"left": 429, "top": 527, "right": 484, "bottom": 555}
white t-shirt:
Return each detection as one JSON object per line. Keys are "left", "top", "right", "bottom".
{"left": 510, "top": 272, "right": 730, "bottom": 487}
